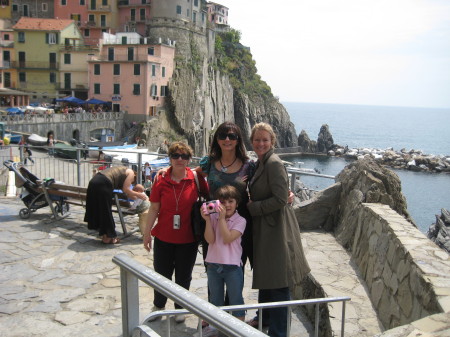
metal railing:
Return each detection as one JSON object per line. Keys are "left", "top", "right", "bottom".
{"left": 113, "top": 253, "right": 350, "bottom": 337}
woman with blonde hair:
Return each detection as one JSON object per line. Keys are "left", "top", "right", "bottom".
{"left": 247, "top": 122, "right": 310, "bottom": 337}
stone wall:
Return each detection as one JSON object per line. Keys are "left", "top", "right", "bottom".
{"left": 351, "top": 203, "right": 450, "bottom": 329}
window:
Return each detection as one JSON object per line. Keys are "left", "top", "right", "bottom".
{"left": 130, "top": 8, "right": 136, "bottom": 21}
{"left": 80, "top": 0, "right": 85, "bottom": 4}
{"left": 102, "top": 0, "right": 107, "bottom": 5}
{"left": 12, "top": 4, "right": 18, "bottom": 11}
{"left": 50, "top": 72, "right": 56, "bottom": 83}
{"left": 46, "top": 33, "right": 57, "bottom": 44}
{"left": 161, "top": 85, "right": 168, "bottom": 97}
{"left": 84, "top": 29, "right": 90, "bottom": 37}
{"left": 134, "top": 64, "right": 140, "bottom": 75}
{"left": 176, "top": 5, "right": 181, "bottom": 14}
{"left": 94, "top": 64, "right": 100, "bottom": 75}
{"left": 162, "top": 67, "right": 166, "bottom": 77}
{"left": 128, "top": 47, "right": 134, "bottom": 61}
{"left": 148, "top": 47, "right": 154, "bottom": 55}
{"left": 19, "top": 72, "right": 26, "bottom": 82}
{"left": 42, "top": 3, "right": 48, "bottom": 11}
{"left": 133, "top": 84, "right": 140, "bottom": 95}
{"left": 113, "top": 64, "right": 120, "bottom": 75}
{"left": 88, "top": 14, "right": 95, "bottom": 23}
{"left": 62, "top": 0, "right": 67, "bottom": 5}
{"left": 140, "top": 8, "right": 145, "bottom": 21}
{"left": 150, "top": 84, "right": 157, "bottom": 96}
{"left": 108, "top": 47, "right": 114, "bottom": 61}
{"left": 100, "top": 15, "right": 106, "bottom": 27}
{"left": 113, "top": 83, "right": 120, "bottom": 95}
{"left": 64, "top": 53, "right": 71, "bottom": 64}
{"left": 193, "top": 12, "right": 196, "bottom": 23}
{"left": 194, "top": 0, "right": 198, "bottom": 6}
{"left": 187, "top": 9, "right": 189, "bottom": 17}
{"left": 18, "top": 32, "right": 25, "bottom": 43}
{"left": 151, "top": 64, "right": 156, "bottom": 76}
{"left": 4, "top": 34, "right": 9, "bottom": 41}
{"left": 94, "top": 83, "right": 100, "bottom": 94}
{"left": 64, "top": 73, "right": 71, "bottom": 89}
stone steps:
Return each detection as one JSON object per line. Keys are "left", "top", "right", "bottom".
{"left": 302, "top": 229, "right": 384, "bottom": 336}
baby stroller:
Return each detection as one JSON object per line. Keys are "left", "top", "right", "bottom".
{"left": 3, "top": 160, "right": 69, "bottom": 219}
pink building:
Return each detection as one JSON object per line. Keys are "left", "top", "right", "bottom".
{"left": 207, "top": 2, "right": 228, "bottom": 26}
{"left": 117, "top": 0, "right": 151, "bottom": 36}
{"left": 87, "top": 32, "right": 175, "bottom": 118}
{"left": 54, "top": 0, "right": 117, "bottom": 46}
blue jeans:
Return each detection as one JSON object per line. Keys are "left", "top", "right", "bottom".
{"left": 206, "top": 263, "right": 245, "bottom": 318}
{"left": 257, "top": 287, "right": 290, "bottom": 337}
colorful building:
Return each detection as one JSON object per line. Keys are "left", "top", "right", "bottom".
{"left": 12, "top": 17, "right": 85, "bottom": 101}
{"left": 10, "top": 1, "right": 55, "bottom": 24}
{"left": 87, "top": 32, "right": 174, "bottom": 117}
{"left": 117, "top": 0, "right": 151, "bottom": 36}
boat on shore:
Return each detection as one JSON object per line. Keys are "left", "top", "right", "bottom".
{"left": 27, "top": 134, "right": 48, "bottom": 147}
{"left": 88, "top": 143, "right": 137, "bottom": 158}
{"left": 4, "top": 133, "right": 22, "bottom": 144}
{"left": 54, "top": 142, "right": 89, "bottom": 160}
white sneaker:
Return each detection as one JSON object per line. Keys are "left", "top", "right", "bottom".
{"left": 174, "top": 314, "right": 185, "bottom": 323}
{"left": 193, "top": 325, "right": 218, "bottom": 337}
{"left": 147, "top": 305, "right": 165, "bottom": 322}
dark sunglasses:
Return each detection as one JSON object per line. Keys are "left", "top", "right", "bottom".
{"left": 218, "top": 133, "right": 238, "bottom": 141}
{"left": 170, "top": 153, "right": 190, "bottom": 160}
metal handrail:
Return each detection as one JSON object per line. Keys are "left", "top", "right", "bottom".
{"left": 113, "top": 253, "right": 351, "bottom": 337}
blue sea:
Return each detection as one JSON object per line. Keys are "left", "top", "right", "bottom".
{"left": 282, "top": 102, "right": 450, "bottom": 233}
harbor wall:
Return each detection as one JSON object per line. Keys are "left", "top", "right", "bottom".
{"left": 1, "top": 112, "right": 125, "bottom": 142}
{"left": 352, "top": 203, "right": 450, "bottom": 330}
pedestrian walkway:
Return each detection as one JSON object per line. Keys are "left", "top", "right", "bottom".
{"left": 302, "top": 230, "right": 383, "bottom": 336}
{"left": 0, "top": 197, "right": 313, "bottom": 337}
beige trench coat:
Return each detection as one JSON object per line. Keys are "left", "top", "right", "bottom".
{"left": 248, "top": 149, "right": 310, "bottom": 290}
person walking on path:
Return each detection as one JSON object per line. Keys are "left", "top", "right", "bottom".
{"left": 84, "top": 166, "right": 148, "bottom": 244}
{"left": 143, "top": 141, "right": 209, "bottom": 324}
{"left": 247, "top": 122, "right": 311, "bottom": 337}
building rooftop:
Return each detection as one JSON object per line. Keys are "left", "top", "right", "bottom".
{"left": 12, "top": 17, "right": 74, "bottom": 31}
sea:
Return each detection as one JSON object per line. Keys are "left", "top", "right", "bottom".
{"left": 282, "top": 102, "right": 450, "bottom": 233}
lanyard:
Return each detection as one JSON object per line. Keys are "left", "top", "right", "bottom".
{"left": 172, "top": 181, "right": 187, "bottom": 213}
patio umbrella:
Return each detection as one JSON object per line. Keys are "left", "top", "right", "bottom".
{"left": 56, "top": 96, "right": 85, "bottom": 104}
{"left": 85, "top": 98, "right": 110, "bottom": 105}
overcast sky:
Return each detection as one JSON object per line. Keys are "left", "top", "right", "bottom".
{"left": 216, "top": 0, "right": 450, "bottom": 109}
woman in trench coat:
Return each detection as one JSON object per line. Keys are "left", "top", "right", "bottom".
{"left": 247, "top": 122, "right": 310, "bottom": 337}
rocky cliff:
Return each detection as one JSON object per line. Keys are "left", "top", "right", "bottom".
{"left": 139, "top": 24, "right": 297, "bottom": 155}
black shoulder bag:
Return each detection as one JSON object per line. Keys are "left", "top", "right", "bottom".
{"left": 191, "top": 171, "right": 206, "bottom": 243}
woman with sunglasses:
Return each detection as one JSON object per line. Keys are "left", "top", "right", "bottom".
{"left": 143, "top": 141, "right": 208, "bottom": 323}
{"left": 197, "top": 121, "right": 256, "bottom": 269}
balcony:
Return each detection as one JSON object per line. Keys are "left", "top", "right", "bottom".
{"left": 118, "top": 0, "right": 151, "bottom": 6}
{"left": 0, "top": 40, "right": 14, "bottom": 48}
{"left": 11, "top": 61, "right": 59, "bottom": 70}
{"left": 87, "top": 5, "right": 111, "bottom": 12}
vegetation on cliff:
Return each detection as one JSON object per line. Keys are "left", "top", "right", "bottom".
{"left": 215, "top": 29, "right": 272, "bottom": 99}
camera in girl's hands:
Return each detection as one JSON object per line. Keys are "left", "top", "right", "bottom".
{"left": 202, "top": 200, "right": 221, "bottom": 214}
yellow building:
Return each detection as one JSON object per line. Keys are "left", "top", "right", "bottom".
{"left": 12, "top": 17, "right": 85, "bottom": 101}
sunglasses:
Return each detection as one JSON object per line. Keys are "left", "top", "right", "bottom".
{"left": 170, "top": 153, "right": 190, "bottom": 160}
{"left": 218, "top": 133, "right": 238, "bottom": 141}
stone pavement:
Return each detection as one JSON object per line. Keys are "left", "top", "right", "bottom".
{"left": 0, "top": 196, "right": 313, "bottom": 337}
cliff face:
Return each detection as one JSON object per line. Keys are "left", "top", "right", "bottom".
{"left": 141, "top": 24, "right": 297, "bottom": 156}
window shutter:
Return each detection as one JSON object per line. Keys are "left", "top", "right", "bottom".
{"left": 45, "top": 33, "right": 49, "bottom": 44}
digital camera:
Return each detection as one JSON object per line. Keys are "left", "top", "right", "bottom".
{"left": 202, "top": 200, "right": 221, "bottom": 214}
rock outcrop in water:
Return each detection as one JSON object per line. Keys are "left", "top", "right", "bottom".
{"left": 427, "top": 209, "right": 450, "bottom": 253}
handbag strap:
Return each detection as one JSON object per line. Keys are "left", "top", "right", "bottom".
{"left": 193, "top": 170, "right": 201, "bottom": 195}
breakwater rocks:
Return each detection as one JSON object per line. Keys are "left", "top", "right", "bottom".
{"left": 427, "top": 209, "right": 450, "bottom": 253}
{"left": 289, "top": 124, "right": 450, "bottom": 173}
{"left": 337, "top": 147, "right": 450, "bottom": 173}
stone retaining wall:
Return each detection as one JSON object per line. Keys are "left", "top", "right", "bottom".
{"left": 351, "top": 203, "right": 450, "bottom": 329}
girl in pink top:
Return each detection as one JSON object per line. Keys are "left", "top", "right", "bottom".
{"left": 201, "top": 185, "right": 246, "bottom": 336}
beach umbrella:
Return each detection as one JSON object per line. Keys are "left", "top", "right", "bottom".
{"left": 56, "top": 96, "right": 85, "bottom": 104}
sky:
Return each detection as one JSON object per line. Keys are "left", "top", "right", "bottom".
{"left": 216, "top": 0, "right": 450, "bottom": 109}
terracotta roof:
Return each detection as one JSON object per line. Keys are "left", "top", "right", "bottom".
{"left": 13, "top": 17, "right": 74, "bottom": 31}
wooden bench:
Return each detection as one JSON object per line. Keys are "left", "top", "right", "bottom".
{"left": 37, "top": 180, "right": 140, "bottom": 238}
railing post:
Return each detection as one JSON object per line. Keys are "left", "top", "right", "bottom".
{"left": 120, "top": 268, "right": 140, "bottom": 337}
{"left": 137, "top": 153, "right": 143, "bottom": 184}
{"left": 76, "top": 149, "right": 81, "bottom": 186}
